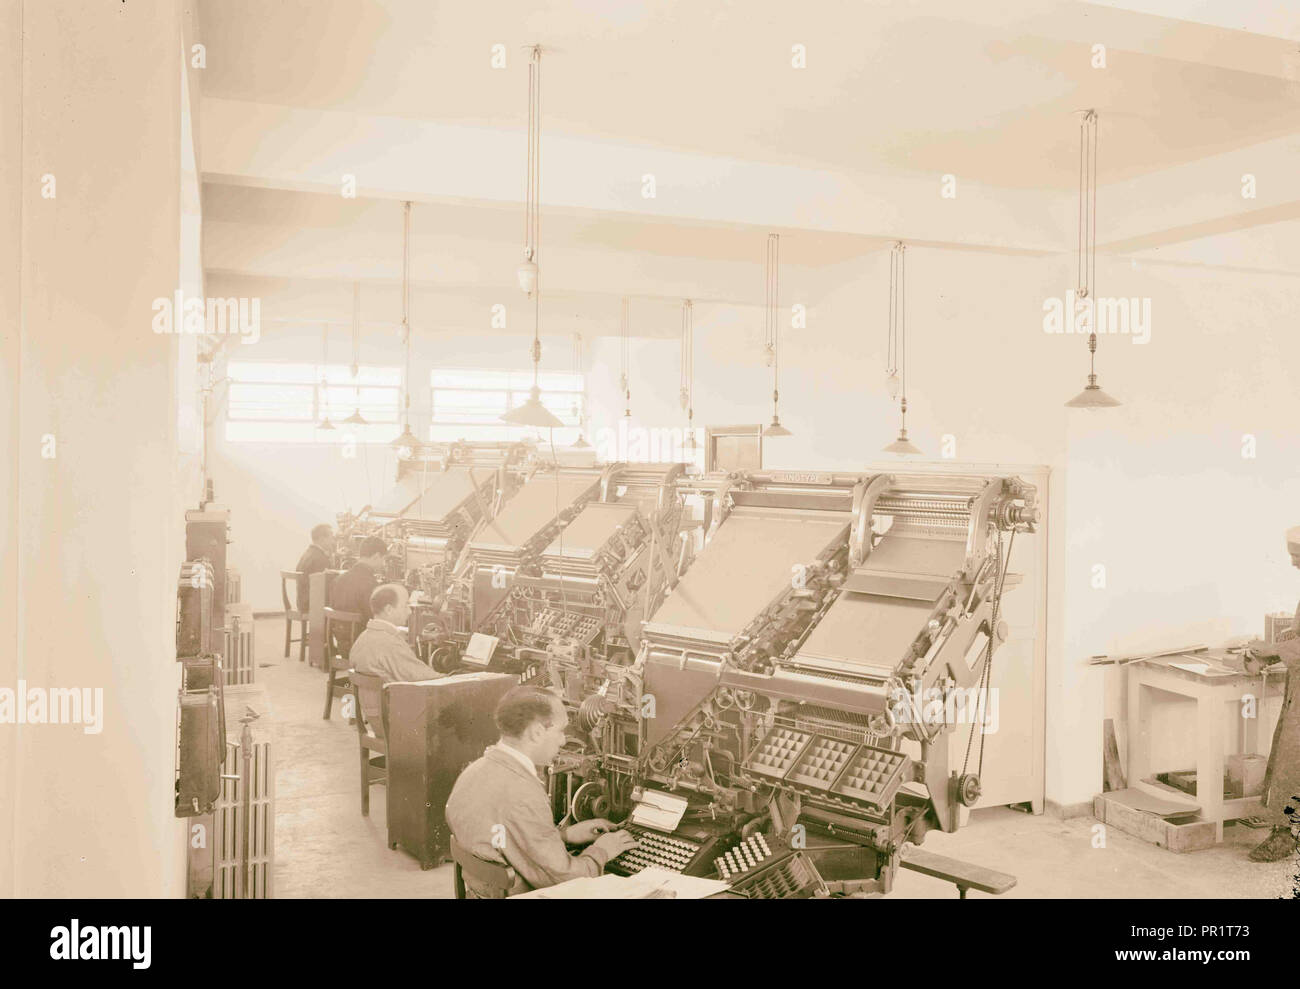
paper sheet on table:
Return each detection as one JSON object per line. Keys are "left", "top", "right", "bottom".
{"left": 628, "top": 789, "right": 689, "bottom": 832}
{"left": 1168, "top": 661, "right": 1237, "bottom": 677}
{"left": 512, "top": 868, "right": 729, "bottom": 899}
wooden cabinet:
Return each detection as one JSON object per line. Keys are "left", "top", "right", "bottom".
{"left": 384, "top": 673, "right": 516, "bottom": 869}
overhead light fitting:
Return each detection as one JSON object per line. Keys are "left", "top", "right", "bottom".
{"left": 391, "top": 200, "right": 422, "bottom": 456}
{"left": 1065, "top": 109, "right": 1120, "bottom": 409}
{"left": 761, "top": 233, "right": 791, "bottom": 439}
{"left": 502, "top": 46, "right": 563, "bottom": 431}
{"left": 883, "top": 242, "right": 920, "bottom": 455}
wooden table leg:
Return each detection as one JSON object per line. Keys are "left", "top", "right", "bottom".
{"left": 1195, "top": 686, "right": 1225, "bottom": 842}
{"left": 1127, "top": 673, "right": 1150, "bottom": 786}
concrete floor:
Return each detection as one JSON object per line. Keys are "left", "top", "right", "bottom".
{"left": 254, "top": 619, "right": 1295, "bottom": 898}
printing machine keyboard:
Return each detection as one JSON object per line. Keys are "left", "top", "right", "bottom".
{"left": 712, "top": 832, "right": 828, "bottom": 899}
{"left": 606, "top": 822, "right": 728, "bottom": 877}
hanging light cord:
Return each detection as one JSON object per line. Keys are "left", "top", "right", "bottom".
{"left": 767, "top": 233, "right": 780, "bottom": 419}
{"left": 886, "top": 245, "right": 898, "bottom": 379}
{"left": 524, "top": 46, "right": 540, "bottom": 265}
{"left": 1077, "top": 110, "right": 1099, "bottom": 375}
{"left": 893, "top": 242, "right": 908, "bottom": 432}
{"left": 351, "top": 282, "right": 362, "bottom": 407}
{"left": 531, "top": 261, "right": 542, "bottom": 390}
{"left": 401, "top": 200, "right": 412, "bottom": 429}
{"left": 527, "top": 47, "right": 543, "bottom": 391}
{"left": 320, "top": 323, "right": 330, "bottom": 420}
{"left": 620, "top": 296, "right": 631, "bottom": 415}
{"left": 680, "top": 299, "right": 694, "bottom": 434}
{"left": 899, "top": 243, "right": 906, "bottom": 407}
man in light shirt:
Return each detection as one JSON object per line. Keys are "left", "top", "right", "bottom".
{"left": 348, "top": 583, "right": 438, "bottom": 684}
{"left": 445, "top": 686, "right": 639, "bottom": 896}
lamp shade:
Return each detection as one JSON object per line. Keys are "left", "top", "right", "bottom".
{"left": 762, "top": 416, "right": 792, "bottom": 437}
{"left": 317, "top": 417, "right": 336, "bottom": 431}
{"left": 571, "top": 433, "right": 592, "bottom": 449}
{"left": 342, "top": 408, "right": 369, "bottom": 425}
{"left": 501, "top": 385, "right": 564, "bottom": 428}
{"left": 883, "top": 428, "right": 921, "bottom": 455}
{"left": 1065, "top": 377, "right": 1121, "bottom": 408}
{"left": 389, "top": 424, "right": 422, "bottom": 456}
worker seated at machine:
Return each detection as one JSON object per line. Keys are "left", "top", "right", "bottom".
{"left": 330, "top": 535, "right": 387, "bottom": 623}
{"left": 349, "top": 584, "right": 440, "bottom": 685}
{"left": 294, "top": 523, "right": 336, "bottom": 610}
{"left": 445, "top": 686, "right": 639, "bottom": 897}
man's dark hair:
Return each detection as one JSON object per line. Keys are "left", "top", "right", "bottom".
{"left": 369, "top": 583, "right": 404, "bottom": 616}
{"left": 311, "top": 524, "right": 334, "bottom": 543}
{"left": 358, "top": 536, "right": 388, "bottom": 559}
{"left": 495, "top": 686, "right": 562, "bottom": 738}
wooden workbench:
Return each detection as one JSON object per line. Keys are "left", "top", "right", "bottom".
{"left": 1126, "top": 649, "right": 1283, "bottom": 841}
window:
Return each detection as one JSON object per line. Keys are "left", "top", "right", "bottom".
{"left": 429, "top": 368, "right": 584, "bottom": 446}
{"left": 224, "top": 362, "right": 401, "bottom": 443}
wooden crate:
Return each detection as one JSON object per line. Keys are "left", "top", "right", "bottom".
{"left": 1093, "top": 792, "right": 1217, "bottom": 853}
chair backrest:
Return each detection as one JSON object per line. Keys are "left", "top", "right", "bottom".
{"left": 450, "top": 833, "right": 516, "bottom": 899}
{"left": 280, "top": 570, "right": 304, "bottom": 613}
{"left": 350, "top": 672, "right": 387, "bottom": 745}
{"left": 324, "top": 607, "right": 363, "bottom": 667}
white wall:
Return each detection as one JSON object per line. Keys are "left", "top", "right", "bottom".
{"left": 6, "top": 0, "right": 199, "bottom": 897}
{"left": 0, "top": 0, "right": 23, "bottom": 899}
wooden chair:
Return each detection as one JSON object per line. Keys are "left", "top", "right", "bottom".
{"left": 350, "top": 672, "right": 387, "bottom": 816}
{"left": 450, "top": 833, "right": 517, "bottom": 899}
{"left": 279, "top": 570, "right": 309, "bottom": 662}
{"left": 322, "top": 607, "right": 363, "bottom": 720}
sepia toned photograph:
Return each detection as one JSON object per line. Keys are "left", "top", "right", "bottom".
{"left": 2, "top": 0, "right": 1297, "bottom": 954}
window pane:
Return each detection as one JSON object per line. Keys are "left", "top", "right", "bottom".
{"left": 432, "top": 369, "right": 512, "bottom": 389}
{"left": 434, "top": 389, "right": 509, "bottom": 411}
{"left": 322, "top": 384, "right": 399, "bottom": 420}
{"left": 229, "top": 382, "right": 315, "bottom": 420}
{"left": 228, "top": 361, "right": 318, "bottom": 384}
{"left": 428, "top": 423, "right": 581, "bottom": 446}
{"left": 321, "top": 364, "right": 401, "bottom": 386}
{"left": 536, "top": 371, "right": 583, "bottom": 391}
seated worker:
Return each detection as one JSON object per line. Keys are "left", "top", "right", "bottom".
{"left": 330, "top": 535, "right": 387, "bottom": 622}
{"left": 294, "top": 523, "right": 336, "bottom": 612}
{"left": 349, "top": 583, "right": 439, "bottom": 684}
{"left": 445, "top": 686, "right": 639, "bottom": 896}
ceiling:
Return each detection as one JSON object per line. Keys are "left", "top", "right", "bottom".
{"left": 196, "top": 0, "right": 1300, "bottom": 188}
{"left": 195, "top": 0, "right": 1300, "bottom": 332}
